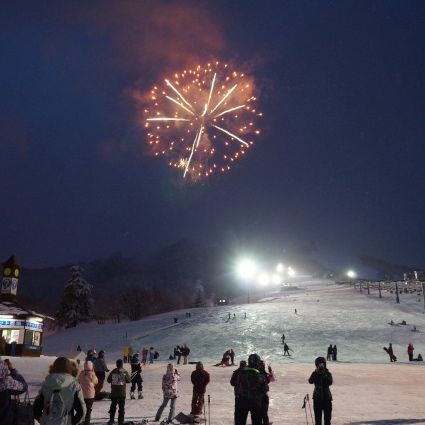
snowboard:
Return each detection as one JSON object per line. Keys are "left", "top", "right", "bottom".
{"left": 174, "top": 412, "right": 205, "bottom": 423}
{"left": 383, "top": 347, "right": 397, "bottom": 361}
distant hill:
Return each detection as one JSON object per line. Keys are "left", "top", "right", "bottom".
{"left": 15, "top": 239, "right": 333, "bottom": 317}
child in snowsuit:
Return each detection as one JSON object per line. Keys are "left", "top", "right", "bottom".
{"left": 107, "top": 359, "right": 131, "bottom": 425}
{"left": 190, "top": 362, "right": 210, "bottom": 416}
{"left": 130, "top": 353, "right": 143, "bottom": 399}
{"left": 308, "top": 357, "right": 333, "bottom": 425}
{"left": 155, "top": 363, "right": 181, "bottom": 423}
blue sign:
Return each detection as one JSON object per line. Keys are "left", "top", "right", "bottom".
{"left": 25, "top": 322, "right": 43, "bottom": 330}
{"left": 0, "top": 320, "right": 25, "bottom": 327}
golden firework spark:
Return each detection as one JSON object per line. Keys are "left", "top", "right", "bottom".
{"left": 143, "top": 61, "right": 262, "bottom": 179}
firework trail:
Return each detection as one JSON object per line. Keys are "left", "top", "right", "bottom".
{"left": 142, "top": 61, "right": 262, "bottom": 180}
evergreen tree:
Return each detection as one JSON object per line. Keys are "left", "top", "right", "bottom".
{"left": 193, "top": 283, "right": 206, "bottom": 308}
{"left": 56, "top": 266, "right": 93, "bottom": 327}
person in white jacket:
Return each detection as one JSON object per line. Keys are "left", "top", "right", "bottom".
{"left": 155, "top": 363, "right": 181, "bottom": 423}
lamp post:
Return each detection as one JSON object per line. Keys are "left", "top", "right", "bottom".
{"left": 236, "top": 259, "right": 257, "bottom": 304}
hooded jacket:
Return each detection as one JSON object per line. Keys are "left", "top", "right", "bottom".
{"left": 162, "top": 364, "right": 180, "bottom": 398}
{"left": 78, "top": 361, "right": 98, "bottom": 399}
{"left": 0, "top": 360, "right": 27, "bottom": 425}
{"left": 33, "top": 372, "right": 86, "bottom": 425}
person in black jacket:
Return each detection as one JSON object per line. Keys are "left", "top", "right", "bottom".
{"left": 308, "top": 357, "right": 333, "bottom": 425}
{"left": 232, "top": 354, "right": 268, "bottom": 425}
{"left": 130, "top": 353, "right": 143, "bottom": 399}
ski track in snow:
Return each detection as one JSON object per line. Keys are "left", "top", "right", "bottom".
{"left": 8, "top": 279, "right": 425, "bottom": 424}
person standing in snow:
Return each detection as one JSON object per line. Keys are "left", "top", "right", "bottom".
{"left": 0, "top": 359, "right": 27, "bottom": 425}
{"left": 155, "top": 363, "right": 181, "bottom": 423}
{"left": 181, "top": 344, "right": 190, "bottom": 365}
{"left": 281, "top": 333, "right": 285, "bottom": 344}
{"left": 106, "top": 359, "right": 131, "bottom": 425}
{"left": 326, "top": 344, "right": 333, "bottom": 361}
{"left": 148, "top": 347, "right": 155, "bottom": 364}
{"left": 190, "top": 361, "right": 210, "bottom": 417}
{"left": 233, "top": 353, "right": 268, "bottom": 425}
{"left": 407, "top": 343, "right": 414, "bottom": 361}
{"left": 78, "top": 360, "right": 98, "bottom": 425}
{"left": 174, "top": 346, "right": 182, "bottom": 364}
{"left": 130, "top": 352, "right": 143, "bottom": 399}
{"left": 94, "top": 350, "right": 109, "bottom": 398}
{"left": 283, "top": 343, "right": 291, "bottom": 356}
{"left": 34, "top": 357, "right": 86, "bottom": 425}
{"left": 259, "top": 360, "right": 274, "bottom": 425}
{"left": 384, "top": 343, "right": 397, "bottom": 362}
{"left": 122, "top": 346, "right": 129, "bottom": 363}
{"left": 332, "top": 345, "right": 337, "bottom": 361}
{"left": 308, "top": 356, "right": 333, "bottom": 425}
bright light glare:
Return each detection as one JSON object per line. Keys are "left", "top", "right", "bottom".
{"left": 276, "top": 263, "right": 284, "bottom": 273}
{"left": 287, "top": 267, "right": 296, "bottom": 277}
{"left": 236, "top": 259, "right": 257, "bottom": 280}
{"left": 272, "top": 274, "right": 281, "bottom": 285}
{"left": 347, "top": 270, "right": 357, "bottom": 279}
{"left": 258, "top": 273, "right": 270, "bottom": 286}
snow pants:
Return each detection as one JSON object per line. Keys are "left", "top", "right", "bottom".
{"left": 155, "top": 397, "right": 176, "bottom": 422}
{"left": 83, "top": 398, "right": 94, "bottom": 425}
{"left": 109, "top": 396, "right": 126, "bottom": 425}
{"left": 95, "top": 371, "right": 105, "bottom": 396}
{"left": 313, "top": 398, "right": 332, "bottom": 425}
{"left": 130, "top": 374, "right": 143, "bottom": 392}
{"left": 234, "top": 397, "right": 262, "bottom": 425}
{"left": 191, "top": 390, "right": 204, "bottom": 415}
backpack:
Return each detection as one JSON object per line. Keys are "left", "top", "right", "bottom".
{"left": 42, "top": 389, "right": 69, "bottom": 425}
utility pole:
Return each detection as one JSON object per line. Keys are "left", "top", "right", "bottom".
{"left": 378, "top": 281, "right": 382, "bottom": 298}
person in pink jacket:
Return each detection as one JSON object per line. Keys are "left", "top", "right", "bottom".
{"left": 79, "top": 360, "right": 99, "bottom": 425}
{"left": 155, "top": 363, "right": 181, "bottom": 423}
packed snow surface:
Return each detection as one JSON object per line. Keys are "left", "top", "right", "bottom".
{"left": 7, "top": 279, "right": 425, "bottom": 424}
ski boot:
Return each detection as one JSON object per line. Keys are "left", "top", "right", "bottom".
{"left": 138, "top": 390, "right": 144, "bottom": 399}
{"left": 130, "top": 392, "right": 136, "bottom": 399}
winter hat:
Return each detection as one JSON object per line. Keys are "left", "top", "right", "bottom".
{"left": 116, "top": 359, "right": 123, "bottom": 368}
{"left": 315, "top": 357, "right": 326, "bottom": 368}
{"left": 98, "top": 350, "right": 105, "bottom": 358}
{"left": 196, "top": 361, "right": 203, "bottom": 370}
{"left": 166, "top": 363, "right": 175, "bottom": 374}
{"left": 248, "top": 353, "right": 261, "bottom": 369}
{"left": 239, "top": 360, "right": 247, "bottom": 368}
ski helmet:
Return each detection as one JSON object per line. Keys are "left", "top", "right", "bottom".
{"left": 315, "top": 356, "right": 326, "bottom": 368}
{"left": 248, "top": 353, "right": 261, "bottom": 369}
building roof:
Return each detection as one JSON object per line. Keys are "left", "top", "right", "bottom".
{"left": 0, "top": 300, "right": 54, "bottom": 320}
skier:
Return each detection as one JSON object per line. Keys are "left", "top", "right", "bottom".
{"left": 78, "top": 360, "right": 98, "bottom": 425}
{"left": 384, "top": 343, "right": 397, "bottom": 362}
{"left": 308, "top": 357, "right": 333, "bottom": 425}
{"left": 122, "top": 346, "right": 129, "bottom": 363}
{"left": 295, "top": 308, "right": 297, "bottom": 314}
{"left": 130, "top": 352, "right": 143, "bottom": 399}
{"left": 155, "top": 363, "right": 181, "bottom": 423}
{"left": 94, "top": 350, "right": 109, "bottom": 398}
{"left": 233, "top": 353, "right": 268, "bottom": 425}
{"left": 106, "top": 359, "right": 131, "bottom": 425}
{"left": 259, "top": 360, "right": 274, "bottom": 425}
{"left": 407, "top": 343, "right": 414, "bottom": 361}
{"left": 332, "top": 345, "right": 337, "bottom": 361}
{"left": 326, "top": 344, "right": 333, "bottom": 361}
{"left": 190, "top": 362, "right": 210, "bottom": 417}
{"left": 283, "top": 343, "right": 291, "bottom": 356}
{"left": 281, "top": 333, "right": 285, "bottom": 344}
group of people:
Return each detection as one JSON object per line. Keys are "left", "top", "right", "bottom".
{"left": 326, "top": 344, "right": 338, "bottom": 361}
{"left": 172, "top": 344, "right": 191, "bottom": 365}
{"left": 0, "top": 349, "right": 336, "bottom": 425}
{"left": 214, "top": 348, "right": 235, "bottom": 366}
{"left": 122, "top": 346, "right": 158, "bottom": 365}
{"left": 384, "top": 343, "right": 423, "bottom": 362}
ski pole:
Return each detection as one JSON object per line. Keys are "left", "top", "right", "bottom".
{"left": 302, "top": 395, "right": 309, "bottom": 425}
{"left": 208, "top": 394, "right": 211, "bottom": 425}
{"left": 203, "top": 395, "right": 207, "bottom": 424}
{"left": 307, "top": 394, "right": 314, "bottom": 424}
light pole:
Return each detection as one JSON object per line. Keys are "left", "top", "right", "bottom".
{"left": 236, "top": 259, "right": 257, "bottom": 304}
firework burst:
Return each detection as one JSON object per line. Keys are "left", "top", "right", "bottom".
{"left": 142, "top": 61, "right": 262, "bottom": 179}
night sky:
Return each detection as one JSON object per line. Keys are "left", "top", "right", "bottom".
{"left": 1, "top": 1, "right": 424, "bottom": 271}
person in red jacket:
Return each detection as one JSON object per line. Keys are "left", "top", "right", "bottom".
{"left": 407, "top": 343, "right": 414, "bottom": 361}
{"left": 190, "top": 362, "right": 210, "bottom": 416}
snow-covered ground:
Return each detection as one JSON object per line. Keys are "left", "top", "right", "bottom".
{"left": 6, "top": 279, "right": 425, "bottom": 424}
